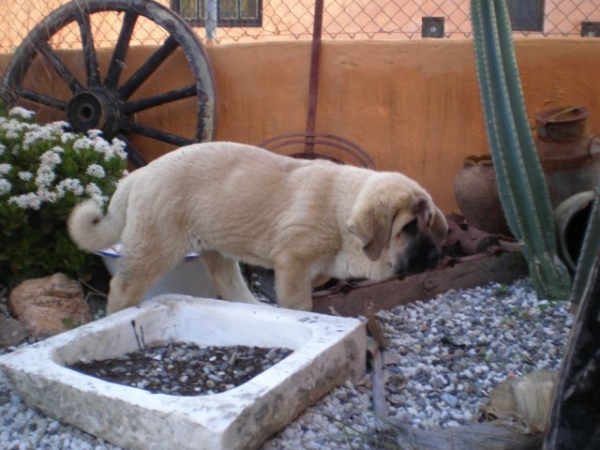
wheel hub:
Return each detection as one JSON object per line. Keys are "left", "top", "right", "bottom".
{"left": 66, "top": 89, "right": 121, "bottom": 138}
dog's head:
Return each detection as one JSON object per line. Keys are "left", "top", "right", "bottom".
{"left": 347, "top": 173, "right": 448, "bottom": 280}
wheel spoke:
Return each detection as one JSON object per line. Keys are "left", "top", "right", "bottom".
{"left": 37, "top": 42, "right": 84, "bottom": 93}
{"left": 119, "top": 118, "right": 194, "bottom": 147}
{"left": 118, "top": 35, "right": 180, "bottom": 101}
{"left": 18, "top": 88, "right": 68, "bottom": 111}
{"left": 122, "top": 84, "right": 200, "bottom": 115}
{"left": 105, "top": 11, "right": 138, "bottom": 90}
{"left": 116, "top": 133, "right": 147, "bottom": 167}
{"left": 75, "top": 9, "right": 101, "bottom": 87}
{"left": 3, "top": 0, "right": 216, "bottom": 169}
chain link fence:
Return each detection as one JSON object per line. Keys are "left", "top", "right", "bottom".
{"left": 0, "top": 0, "right": 599, "bottom": 53}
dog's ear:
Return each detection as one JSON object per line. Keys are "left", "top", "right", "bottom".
{"left": 430, "top": 206, "right": 448, "bottom": 246}
{"left": 411, "top": 197, "right": 448, "bottom": 246}
{"left": 348, "top": 198, "right": 399, "bottom": 261}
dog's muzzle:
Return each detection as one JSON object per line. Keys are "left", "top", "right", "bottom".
{"left": 393, "top": 234, "right": 441, "bottom": 277}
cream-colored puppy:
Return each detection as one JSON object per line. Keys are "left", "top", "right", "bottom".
{"left": 69, "top": 142, "right": 447, "bottom": 314}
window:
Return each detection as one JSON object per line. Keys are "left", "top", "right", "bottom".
{"left": 171, "top": 0, "right": 262, "bottom": 27}
{"left": 506, "top": 0, "right": 544, "bottom": 32}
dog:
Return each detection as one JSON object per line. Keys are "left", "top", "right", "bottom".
{"left": 68, "top": 142, "right": 448, "bottom": 314}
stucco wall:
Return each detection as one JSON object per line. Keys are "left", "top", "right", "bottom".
{"left": 2, "top": 38, "right": 600, "bottom": 213}
{"left": 208, "top": 38, "right": 600, "bottom": 213}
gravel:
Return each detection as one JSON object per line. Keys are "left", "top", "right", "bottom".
{"left": 69, "top": 342, "right": 293, "bottom": 396}
{"left": 0, "top": 277, "right": 572, "bottom": 449}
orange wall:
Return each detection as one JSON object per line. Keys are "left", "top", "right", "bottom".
{"left": 2, "top": 38, "right": 600, "bottom": 214}
{"left": 206, "top": 38, "right": 600, "bottom": 213}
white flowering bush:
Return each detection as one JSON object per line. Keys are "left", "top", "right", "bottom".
{"left": 0, "top": 106, "right": 127, "bottom": 286}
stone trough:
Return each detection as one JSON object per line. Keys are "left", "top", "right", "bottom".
{"left": 0, "top": 296, "right": 366, "bottom": 450}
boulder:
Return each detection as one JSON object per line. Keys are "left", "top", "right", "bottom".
{"left": 8, "top": 273, "right": 93, "bottom": 338}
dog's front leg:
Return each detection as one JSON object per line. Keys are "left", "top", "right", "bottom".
{"left": 274, "top": 262, "right": 314, "bottom": 311}
{"left": 200, "top": 250, "right": 260, "bottom": 304}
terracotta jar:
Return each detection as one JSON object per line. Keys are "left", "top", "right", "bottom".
{"left": 554, "top": 191, "right": 595, "bottom": 273}
{"left": 454, "top": 105, "right": 600, "bottom": 237}
{"left": 453, "top": 154, "right": 512, "bottom": 236}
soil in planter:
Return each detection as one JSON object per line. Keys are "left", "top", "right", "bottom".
{"left": 68, "top": 341, "right": 293, "bottom": 396}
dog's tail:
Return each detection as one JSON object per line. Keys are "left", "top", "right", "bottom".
{"left": 68, "top": 177, "right": 132, "bottom": 253}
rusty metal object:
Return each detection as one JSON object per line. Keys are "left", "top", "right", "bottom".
{"left": 444, "top": 213, "right": 502, "bottom": 255}
{"left": 312, "top": 247, "right": 527, "bottom": 317}
{"left": 1, "top": 0, "right": 216, "bottom": 168}
{"left": 260, "top": 132, "right": 375, "bottom": 168}
{"left": 259, "top": 0, "right": 374, "bottom": 168}
{"left": 534, "top": 105, "right": 600, "bottom": 208}
{"left": 312, "top": 216, "right": 526, "bottom": 317}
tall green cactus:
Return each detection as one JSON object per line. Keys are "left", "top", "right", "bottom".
{"left": 470, "top": 0, "right": 571, "bottom": 299}
{"left": 544, "top": 185, "right": 600, "bottom": 447}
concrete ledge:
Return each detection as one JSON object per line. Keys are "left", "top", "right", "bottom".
{"left": 0, "top": 296, "right": 366, "bottom": 450}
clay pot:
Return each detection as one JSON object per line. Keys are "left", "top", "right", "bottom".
{"left": 453, "top": 154, "right": 512, "bottom": 236}
{"left": 454, "top": 105, "right": 600, "bottom": 237}
{"left": 535, "top": 106, "right": 600, "bottom": 208}
{"left": 554, "top": 191, "right": 595, "bottom": 273}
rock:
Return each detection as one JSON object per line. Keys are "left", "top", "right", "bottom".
{"left": 0, "top": 315, "right": 28, "bottom": 348}
{"left": 8, "top": 273, "right": 93, "bottom": 338}
{"left": 441, "top": 393, "right": 459, "bottom": 408}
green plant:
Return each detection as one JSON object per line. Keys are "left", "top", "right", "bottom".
{"left": 543, "top": 185, "right": 600, "bottom": 449}
{"left": 494, "top": 284, "right": 511, "bottom": 297}
{"left": 470, "top": 0, "right": 571, "bottom": 300}
{"left": 0, "top": 106, "right": 127, "bottom": 286}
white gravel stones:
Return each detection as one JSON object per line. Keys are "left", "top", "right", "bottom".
{"left": 1, "top": 278, "right": 572, "bottom": 449}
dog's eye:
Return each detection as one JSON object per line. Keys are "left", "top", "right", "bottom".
{"left": 401, "top": 219, "right": 418, "bottom": 236}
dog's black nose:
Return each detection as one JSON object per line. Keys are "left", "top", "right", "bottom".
{"left": 426, "top": 246, "right": 441, "bottom": 269}
{"left": 395, "top": 237, "right": 441, "bottom": 277}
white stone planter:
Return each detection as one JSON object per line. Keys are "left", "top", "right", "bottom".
{"left": 0, "top": 296, "right": 366, "bottom": 450}
{"left": 98, "top": 244, "right": 217, "bottom": 299}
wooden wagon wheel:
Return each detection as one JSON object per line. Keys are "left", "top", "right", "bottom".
{"left": 1, "top": 0, "right": 216, "bottom": 167}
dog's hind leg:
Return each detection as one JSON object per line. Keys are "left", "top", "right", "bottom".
{"left": 200, "top": 250, "right": 260, "bottom": 304}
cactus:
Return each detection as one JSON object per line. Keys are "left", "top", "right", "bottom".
{"left": 543, "top": 184, "right": 600, "bottom": 447}
{"left": 470, "top": 0, "right": 571, "bottom": 299}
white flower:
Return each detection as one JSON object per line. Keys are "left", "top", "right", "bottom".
{"left": 0, "top": 163, "right": 11, "bottom": 175}
{"left": 0, "top": 179, "right": 11, "bottom": 196}
{"left": 40, "top": 150, "right": 61, "bottom": 166}
{"left": 23, "top": 127, "right": 53, "bottom": 149}
{"left": 111, "top": 138, "right": 128, "bottom": 160}
{"left": 2, "top": 118, "right": 30, "bottom": 140}
{"left": 35, "top": 165, "right": 56, "bottom": 188}
{"left": 61, "top": 132, "right": 76, "bottom": 144}
{"left": 8, "top": 106, "right": 35, "bottom": 120}
{"left": 18, "top": 171, "right": 33, "bottom": 181}
{"left": 86, "top": 164, "right": 105, "bottom": 178}
{"left": 37, "top": 188, "right": 59, "bottom": 203}
{"left": 57, "top": 178, "right": 84, "bottom": 196}
{"left": 87, "top": 129, "right": 103, "bottom": 138}
{"left": 0, "top": 143, "right": 5, "bottom": 156}
{"left": 9, "top": 192, "right": 42, "bottom": 210}
{"left": 47, "top": 121, "right": 70, "bottom": 133}
{"left": 85, "top": 183, "right": 108, "bottom": 205}
{"left": 73, "top": 136, "right": 94, "bottom": 151}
